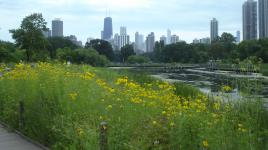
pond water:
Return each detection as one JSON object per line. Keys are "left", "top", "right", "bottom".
{"left": 118, "top": 67, "right": 268, "bottom": 108}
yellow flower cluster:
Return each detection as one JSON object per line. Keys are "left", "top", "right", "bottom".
{"left": 202, "top": 139, "right": 209, "bottom": 148}
{"left": 96, "top": 79, "right": 115, "bottom": 93}
{"left": 69, "top": 92, "right": 78, "bottom": 101}
{"left": 222, "top": 85, "right": 232, "bottom": 93}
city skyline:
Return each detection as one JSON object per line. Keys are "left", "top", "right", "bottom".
{"left": 0, "top": 0, "right": 247, "bottom": 43}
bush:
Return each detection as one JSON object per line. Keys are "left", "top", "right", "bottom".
{"left": 127, "top": 55, "right": 150, "bottom": 64}
{"left": 56, "top": 48, "right": 109, "bottom": 67}
{"left": 0, "top": 41, "right": 25, "bottom": 62}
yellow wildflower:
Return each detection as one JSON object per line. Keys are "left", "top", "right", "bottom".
{"left": 69, "top": 92, "right": 78, "bottom": 101}
{"left": 202, "top": 140, "right": 209, "bottom": 148}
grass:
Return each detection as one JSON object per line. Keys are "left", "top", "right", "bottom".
{"left": 0, "top": 62, "right": 267, "bottom": 150}
{"left": 261, "top": 63, "right": 268, "bottom": 76}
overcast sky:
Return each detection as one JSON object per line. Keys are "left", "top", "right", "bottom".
{"left": 0, "top": 0, "right": 245, "bottom": 43}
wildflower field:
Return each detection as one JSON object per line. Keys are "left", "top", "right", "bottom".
{"left": 0, "top": 63, "right": 267, "bottom": 150}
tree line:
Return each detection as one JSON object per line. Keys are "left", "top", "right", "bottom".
{"left": 147, "top": 33, "right": 268, "bottom": 64}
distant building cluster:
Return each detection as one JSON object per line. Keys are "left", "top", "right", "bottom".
{"left": 42, "top": 18, "right": 82, "bottom": 46}
{"left": 192, "top": 37, "right": 211, "bottom": 44}
{"left": 242, "top": 0, "right": 268, "bottom": 40}
{"left": 42, "top": 0, "right": 268, "bottom": 52}
{"left": 113, "top": 26, "right": 130, "bottom": 50}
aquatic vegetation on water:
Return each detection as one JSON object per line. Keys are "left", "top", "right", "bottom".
{"left": 0, "top": 62, "right": 267, "bottom": 150}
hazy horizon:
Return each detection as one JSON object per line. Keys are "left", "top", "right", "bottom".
{"left": 0, "top": 0, "right": 245, "bottom": 44}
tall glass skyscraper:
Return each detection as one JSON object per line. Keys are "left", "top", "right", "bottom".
{"left": 210, "top": 18, "right": 218, "bottom": 43}
{"left": 102, "top": 17, "right": 113, "bottom": 40}
{"left": 52, "top": 19, "right": 63, "bottom": 37}
{"left": 259, "top": 0, "right": 268, "bottom": 38}
{"left": 243, "top": 0, "right": 257, "bottom": 40}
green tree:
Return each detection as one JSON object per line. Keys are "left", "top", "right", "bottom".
{"left": 56, "top": 48, "right": 109, "bottom": 67}
{"left": 162, "top": 42, "right": 192, "bottom": 63}
{"left": 127, "top": 55, "right": 150, "bottom": 64}
{"left": 85, "top": 39, "right": 114, "bottom": 61}
{"left": 48, "top": 37, "right": 79, "bottom": 59}
{"left": 121, "top": 44, "right": 135, "bottom": 62}
{"left": 0, "top": 41, "right": 25, "bottom": 62}
{"left": 9, "top": 13, "right": 48, "bottom": 61}
{"left": 154, "top": 41, "right": 165, "bottom": 62}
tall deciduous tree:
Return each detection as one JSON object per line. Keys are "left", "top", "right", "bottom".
{"left": 121, "top": 44, "right": 135, "bottom": 62}
{"left": 10, "top": 13, "right": 48, "bottom": 61}
{"left": 48, "top": 37, "right": 79, "bottom": 59}
{"left": 85, "top": 39, "right": 114, "bottom": 61}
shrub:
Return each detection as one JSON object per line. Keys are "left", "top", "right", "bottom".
{"left": 127, "top": 55, "right": 150, "bottom": 64}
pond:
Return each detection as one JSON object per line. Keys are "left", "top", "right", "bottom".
{"left": 112, "top": 66, "right": 268, "bottom": 108}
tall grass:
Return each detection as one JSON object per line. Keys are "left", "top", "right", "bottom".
{"left": 261, "top": 64, "right": 268, "bottom": 76}
{"left": 0, "top": 63, "right": 267, "bottom": 150}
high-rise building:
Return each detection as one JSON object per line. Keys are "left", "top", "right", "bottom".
{"left": 138, "top": 34, "right": 145, "bottom": 52}
{"left": 160, "top": 35, "right": 167, "bottom": 45}
{"left": 52, "top": 19, "right": 63, "bottom": 37}
{"left": 259, "top": 0, "right": 268, "bottom": 38}
{"left": 236, "top": 31, "right": 241, "bottom": 43}
{"left": 170, "top": 35, "right": 180, "bottom": 44}
{"left": 200, "top": 37, "right": 211, "bottom": 44}
{"left": 120, "top": 26, "right": 127, "bottom": 35}
{"left": 193, "top": 38, "right": 200, "bottom": 44}
{"left": 167, "top": 29, "right": 171, "bottom": 44}
{"left": 134, "top": 32, "right": 145, "bottom": 54}
{"left": 102, "top": 17, "right": 113, "bottom": 40}
{"left": 113, "top": 33, "right": 120, "bottom": 50}
{"left": 210, "top": 18, "right": 218, "bottom": 42}
{"left": 112, "top": 26, "right": 130, "bottom": 50}
{"left": 243, "top": 0, "right": 257, "bottom": 40}
{"left": 146, "top": 32, "right": 155, "bottom": 53}
{"left": 119, "top": 35, "right": 130, "bottom": 49}
{"left": 119, "top": 26, "right": 130, "bottom": 49}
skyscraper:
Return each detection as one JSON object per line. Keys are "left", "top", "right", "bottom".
{"left": 113, "top": 33, "right": 120, "bottom": 50}
{"left": 120, "top": 26, "right": 127, "bottom": 35}
{"left": 170, "top": 35, "right": 180, "bottom": 44}
{"left": 259, "top": 0, "right": 268, "bottom": 38}
{"left": 243, "top": 0, "right": 257, "bottom": 40}
{"left": 52, "top": 19, "right": 63, "bottom": 37}
{"left": 146, "top": 32, "right": 155, "bottom": 53}
{"left": 193, "top": 38, "right": 200, "bottom": 44}
{"left": 160, "top": 35, "right": 167, "bottom": 45}
{"left": 167, "top": 29, "right": 171, "bottom": 44}
{"left": 135, "top": 32, "right": 140, "bottom": 53}
{"left": 236, "top": 31, "right": 241, "bottom": 43}
{"left": 210, "top": 18, "right": 218, "bottom": 42}
{"left": 102, "top": 17, "right": 113, "bottom": 40}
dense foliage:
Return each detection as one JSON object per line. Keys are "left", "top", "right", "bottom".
{"left": 149, "top": 33, "right": 268, "bottom": 64}
{"left": 48, "top": 37, "right": 79, "bottom": 59}
{"left": 56, "top": 48, "right": 109, "bottom": 67}
{"left": 0, "top": 41, "right": 25, "bottom": 62}
{"left": 85, "top": 39, "right": 114, "bottom": 61}
{"left": 120, "top": 44, "right": 135, "bottom": 62}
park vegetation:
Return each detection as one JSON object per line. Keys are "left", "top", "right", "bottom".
{"left": 0, "top": 63, "right": 267, "bottom": 150}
